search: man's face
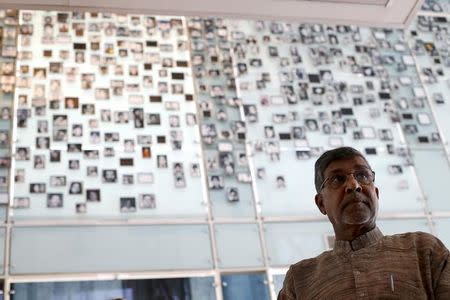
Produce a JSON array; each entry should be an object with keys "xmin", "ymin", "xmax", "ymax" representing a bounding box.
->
[{"xmin": 315, "ymin": 156, "xmax": 379, "ymax": 236}]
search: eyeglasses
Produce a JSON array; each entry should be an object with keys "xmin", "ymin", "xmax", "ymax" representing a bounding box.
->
[{"xmin": 319, "ymin": 168, "xmax": 375, "ymax": 191}]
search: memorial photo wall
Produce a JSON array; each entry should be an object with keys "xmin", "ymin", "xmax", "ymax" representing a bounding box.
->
[
  {"xmin": 12, "ymin": 11, "xmax": 206, "ymax": 219},
  {"xmin": 227, "ymin": 19, "xmax": 429, "ymax": 217},
  {"xmin": 187, "ymin": 18, "xmax": 256, "ymax": 218},
  {"xmin": 408, "ymin": 15, "xmax": 450, "ymax": 149},
  {"xmin": 3, "ymin": 10, "xmax": 449, "ymax": 222},
  {"xmin": 0, "ymin": 10, "xmax": 18, "ymax": 209}
]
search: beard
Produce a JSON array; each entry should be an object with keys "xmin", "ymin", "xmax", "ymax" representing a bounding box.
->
[{"xmin": 341, "ymin": 194, "xmax": 373, "ymax": 225}]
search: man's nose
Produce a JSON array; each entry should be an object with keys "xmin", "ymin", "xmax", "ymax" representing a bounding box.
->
[{"xmin": 345, "ymin": 174, "xmax": 362, "ymax": 193}]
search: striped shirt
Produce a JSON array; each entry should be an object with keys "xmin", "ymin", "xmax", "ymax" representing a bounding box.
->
[{"xmin": 278, "ymin": 227, "xmax": 450, "ymax": 299}]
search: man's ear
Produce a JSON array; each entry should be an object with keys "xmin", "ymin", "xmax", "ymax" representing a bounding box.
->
[{"xmin": 315, "ymin": 193, "xmax": 327, "ymax": 215}]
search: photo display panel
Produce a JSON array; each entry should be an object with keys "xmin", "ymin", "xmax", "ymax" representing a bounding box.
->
[
  {"xmin": 13, "ymin": 11, "xmax": 205, "ymax": 219},
  {"xmin": 421, "ymin": 0, "xmax": 450, "ymax": 13},
  {"xmin": 407, "ymin": 16, "xmax": 450, "ymax": 147},
  {"xmin": 228, "ymin": 20, "xmax": 425, "ymax": 217},
  {"xmin": 0, "ymin": 9, "xmax": 18, "ymax": 213},
  {"xmin": 187, "ymin": 18, "xmax": 255, "ymax": 218}
]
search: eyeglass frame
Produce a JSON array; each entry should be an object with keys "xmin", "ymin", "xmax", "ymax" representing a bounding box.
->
[{"xmin": 319, "ymin": 168, "xmax": 376, "ymax": 192}]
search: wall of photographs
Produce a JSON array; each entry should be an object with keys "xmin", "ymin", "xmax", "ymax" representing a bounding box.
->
[{"xmin": 0, "ymin": 2, "xmax": 449, "ymax": 299}]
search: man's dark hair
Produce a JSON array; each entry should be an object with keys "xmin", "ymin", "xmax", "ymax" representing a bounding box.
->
[{"xmin": 314, "ymin": 147, "xmax": 371, "ymax": 193}]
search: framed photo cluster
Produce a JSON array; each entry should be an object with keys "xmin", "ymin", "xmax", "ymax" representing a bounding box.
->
[
  {"xmin": 0, "ymin": 10, "xmax": 19, "ymax": 206},
  {"xmin": 187, "ymin": 18, "xmax": 253, "ymax": 209},
  {"xmin": 12, "ymin": 11, "xmax": 204, "ymax": 218},
  {"xmin": 226, "ymin": 19, "xmax": 428, "ymax": 216},
  {"xmin": 407, "ymin": 15, "xmax": 450, "ymax": 149}
]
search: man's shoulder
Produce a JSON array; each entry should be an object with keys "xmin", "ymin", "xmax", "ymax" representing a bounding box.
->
[
  {"xmin": 290, "ymin": 250, "xmax": 334, "ymax": 273},
  {"xmin": 384, "ymin": 231, "xmax": 447, "ymax": 251}
]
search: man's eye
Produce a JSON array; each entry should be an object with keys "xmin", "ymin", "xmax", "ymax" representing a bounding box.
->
[
  {"xmin": 331, "ymin": 174, "xmax": 346, "ymax": 184},
  {"xmin": 355, "ymin": 171, "xmax": 370, "ymax": 181}
]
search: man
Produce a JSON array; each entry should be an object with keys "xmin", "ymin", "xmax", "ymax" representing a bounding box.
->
[{"xmin": 278, "ymin": 147, "xmax": 450, "ymax": 299}]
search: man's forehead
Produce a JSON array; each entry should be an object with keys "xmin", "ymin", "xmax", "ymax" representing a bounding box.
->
[{"xmin": 324, "ymin": 156, "xmax": 370, "ymax": 174}]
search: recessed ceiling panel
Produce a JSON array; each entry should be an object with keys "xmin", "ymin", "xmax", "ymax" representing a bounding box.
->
[{"xmin": 0, "ymin": 0, "xmax": 423, "ymax": 28}]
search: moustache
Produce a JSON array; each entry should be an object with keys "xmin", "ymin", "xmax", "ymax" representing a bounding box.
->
[{"xmin": 341, "ymin": 193, "xmax": 370, "ymax": 210}]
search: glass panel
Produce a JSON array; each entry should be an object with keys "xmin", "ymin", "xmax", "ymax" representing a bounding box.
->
[
  {"xmin": 264, "ymin": 221, "xmax": 333, "ymax": 266},
  {"xmin": 11, "ymin": 225, "xmax": 212, "ymax": 274},
  {"xmin": 411, "ymin": 149, "xmax": 450, "ymax": 211},
  {"xmin": 12, "ymin": 277, "xmax": 215, "ymax": 300},
  {"xmin": 221, "ymin": 272, "xmax": 270, "ymax": 300},
  {"xmin": 214, "ymin": 223, "xmax": 263, "ymax": 268},
  {"xmin": 0, "ymin": 227, "xmax": 4, "ymax": 275},
  {"xmin": 12, "ymin": 11, "xmax": 205, "ymax": 220},
  {"xmin": 377, "ymin": 218, "xmax": 431, "ymax": 235},
  {"xmin": 432, "ymin": 218, "xmax": 450, "ymax": 249},
  {"xmin": 272, "ymin": 274, "xmax": 286, "ymax": 296}
]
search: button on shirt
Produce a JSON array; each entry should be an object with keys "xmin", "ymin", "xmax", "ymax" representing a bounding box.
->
[{"xmin": 278, "ymin": 227, "xmax": 450, "ymax": 299}]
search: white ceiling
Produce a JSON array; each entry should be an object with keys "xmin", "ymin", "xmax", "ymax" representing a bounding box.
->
[{"xmin": 0, "ymin": 0, "xmax": 424, "ymax": 28}]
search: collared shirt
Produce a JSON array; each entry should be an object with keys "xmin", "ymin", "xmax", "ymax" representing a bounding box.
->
[{"xmin": 278, "ymin": 227, "xmax": 450, "ymax": 299}]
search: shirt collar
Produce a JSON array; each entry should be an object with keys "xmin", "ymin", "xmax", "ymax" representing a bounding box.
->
[{"xmin": 333, "ymin": 226, "xmax": 383, "ymax": 253}]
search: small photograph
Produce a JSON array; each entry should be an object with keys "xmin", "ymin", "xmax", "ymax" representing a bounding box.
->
[
  {"xmin": 190, "ymin": 163, "xmax": 200, "ymax": 177},
  {"xmin": 30, "ymin": 183, "xmax": 46, "ymax": 194},
  {"xmin": 243, "ymin": 105, "xmax": 258, "ymax": 123},
  {"xmin": 81, "ymin": 104, "xmax": 95, "ymax": 115},
  {"xmin": 71, "ymin": 124, "xmax": 83, "ymax": 137},
  {"xmin": 169, "ymin": 115, "xmax": 180, "ymax": 128},
  {"xmin": 37, "ymin": 120, "xmax": 48, "ymax": 133},
  {"xmin": 104, "ymin": 147, "xmax": 115, "ymax": 157},
  {"xmin": 137, "ymin": 172, "xmax": 154, "ymax": 184},
  {"xmin": 33, "ymin": 155, "xmax": 45, "ymax": 169},
  {"xmin": 86, "ymin": 189, "xmax": 101, "ymax": 202},
  {"xmin": 296, "ymin": 150, "xmax": 311, "ymax": 160},
  {"xmin": 86, "ymin": 166, "xmax": 98, "ymax": 177},
  {"xmin": 174, "ymin": 172, "xmax": 186, "ymax": 188},
  {"xmin": 53, "ymin": 129, "xmax": 68, "ymax": 142},
  {"xmin": 114, "ymin": 111, "xmax": 129, "ymax": 124},
  {"xmin": 388, "ymin": 165, "xmax": 403, "ymax": 175},
  {"xmin": 276, "ymin": 176, "xmax": 286, "ymax": 188},
  {"xmin": 122, "ymin": 174, "xmax": 134, "ymax": 185},
  {"xmin": 124, "ymin": 139, "xmax": 135, "ymax": 152},
  {"xmin": 95, "ymin": 88, "xmax": 110, "ymax": 100},
  {"xmin": 64, "ymin": 97, "xmax": 79, "ymax": 109},
  {"xmin": 100, "ymin": 109, "xmax": 112, "ymax": 122},
  {"xmin": 67, "ymin": 143, "xmax": 82, "ymax": 153},
  {"xmin": 137, "ymin": 135, "xmax": 152, "ymax": 145},
  {"xmin": 142, "ymin": 147, "xmax": 151, "ymax": 158},
  {"xmin": 16, "ymin": 147, "xmax": 30, "ymax": 160},
  {"xmin": 165, "ymin": 101, "xmax": 181, "ymax": 111},
  {"xmin": 0, "ymin": 107, "xmax": 11, "ymax": 120},
  {"xmin": 49, "ymin": 150, "xmax": 61, "ymax": 162},
  {"xmin": 132, "ymin": 108, "xmax": 144, "ymax": 128},
  {"xmin": 89, "ymin": 131, "xmax": 101, "ymax": 144},
  {"xmin": 208, "ymin": 175, "xmax": 224, "ymax": 190},
  {"xmin": 157, "ymin": 155, "xmax": 168, "ymax": 168},
  {"xmin": 50, "ymin": 175, "xmax": 66, "ymax": 187},
  {"xmin": 292, "ymin": 126, "xmax": 306, "ymax": 139},
  {"xmin": 236, "ymin": 152, "xmax": 248, "ymax": 166},
  {"xmin": 226, "ymin": 187, "xmax": 239, "ymax": 202},
  {"xmin": 305, "ymin": 119, "xmax": 319, "ymax": 131},
  {"xmin": 13, "ymin": 197, "xmax": 30, "ymax": 209},
  {"xmin": 68, "ymin": 159, "xmax": 80, "ymax": 170},
  {"xmin": 185, "ymin": 113, "xmax": 197, "ymax": 126},
  {"xmin": 69, "ymin": 181, "xmax": 83, "ymax": 194},
  {"xmin": 76, "ymin": 203, "xmax": 87, "ymax": 214},
  {"xmin": 256, "ymin": 168, "xmax": 266, "ymax": 179},
  {"xmin": 120, "ymin": 197, "xmax": 137, "ymax": 212},
  {"xmin": 47, "ymin": 193, "xmax": 63, "ymax": 208},
  {"xmin": 53, "ymin": 114, "xmax": 68, "ymax": 127},
  {"xmin": 139, "ymin": 194, "xmax": 156, "ymax": 209},
  {"xmin": 14, "ymin": 169, "xmax": 25, "ymax": 183},
  {"xmin": 102, "ymin": 169, "xmax": 118, "ymax": 183},
  {"xmin": 147, "ymin": 113, "xmax": 161, "ymax": 125},
  {"xmin": 264, "ymin": 126, "xmax": 276, "ymax": 139}
]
